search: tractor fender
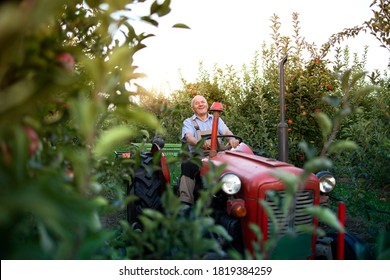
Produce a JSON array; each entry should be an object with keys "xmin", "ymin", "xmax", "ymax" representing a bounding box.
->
[
  {"xmin": 232, "ymin": 143, "xmax": 254, "ymax": 155},
  {"xmin": 328, "ymin": 231, "xmax": 366, "ymax": 260}
]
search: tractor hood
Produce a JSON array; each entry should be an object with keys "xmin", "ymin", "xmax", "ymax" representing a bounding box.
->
[{"xmin": 200, "ymin": 150, "xmax": 318, "ymax": 199}]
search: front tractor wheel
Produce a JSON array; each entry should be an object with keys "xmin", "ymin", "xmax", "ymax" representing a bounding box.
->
[{"xmin": 329, "ymin": 232, "xmax": 366, "ymax": 260}]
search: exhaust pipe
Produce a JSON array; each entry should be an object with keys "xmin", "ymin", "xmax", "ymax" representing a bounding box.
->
[{"xmin": 278, "ymin": 55, "xmax": 288, "ymax": 162}]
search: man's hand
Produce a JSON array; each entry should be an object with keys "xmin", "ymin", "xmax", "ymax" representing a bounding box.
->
[
  {"xmin": 228, "ymin": 138, "xmax": 239, "ymax": 148},
  {"xmin": 223, "ymin": 130, "xmax": 239, "ymax": 149},
  {"xmin": 202, "ymin": 139, "xmax": 211, "ymax": 150}
]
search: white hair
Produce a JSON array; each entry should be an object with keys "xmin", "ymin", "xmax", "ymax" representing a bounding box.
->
[{"xmin": 191, "ymin": 95, "xmax": 207, "ymax": 107}]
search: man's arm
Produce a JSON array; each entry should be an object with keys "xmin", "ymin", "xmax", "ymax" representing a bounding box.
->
[
  {"xmin": 222, "ymin": 129, "xmax": 233, "ymax": 135},
  {"xmin": 185, "ymin": 132, "xmax": 211, "ymax": 149},
  {"xmin": 182, "ymin": 119, "xmax": 209, "ymax": 149},
  {"xmin": 181, "ymin": 118, "xmax": 195, "ymax": 144},
  {"xmin": 184, "ymin": 132, "xmax": 198, "ymax": 146}
]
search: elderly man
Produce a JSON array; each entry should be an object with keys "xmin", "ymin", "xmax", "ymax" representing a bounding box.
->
[{"xmin": 179, "ymin": 95, "xmax": 239, "ymax": 206}]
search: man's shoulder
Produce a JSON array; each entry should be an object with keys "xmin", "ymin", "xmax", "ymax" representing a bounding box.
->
[{"xmin": 184, "ymin": 115, "xmax": 196, "ymax": 123}]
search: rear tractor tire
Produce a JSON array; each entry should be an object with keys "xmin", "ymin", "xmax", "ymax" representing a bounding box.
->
[{"xmin": 127, "ymin": 152, "xmax": 165, "ymax": 229}]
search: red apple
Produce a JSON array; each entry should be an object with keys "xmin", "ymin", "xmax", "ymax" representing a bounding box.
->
[
  {"xmin": 56, "ymin": 52, "xmax": 75, "ymax": 72},
  {"xmin": 22, "ymin": 126, "xmax": 39, "ymax": 155},
  {"xmin": 1, "ymin": 141, "xmax": 12, "ymax": 165}
]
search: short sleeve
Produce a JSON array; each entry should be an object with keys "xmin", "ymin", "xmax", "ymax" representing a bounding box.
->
[
  {"xmin": 181, "ymin": 118, "xmax": 196, "ymax": 142},
  {"xmin": 218, "ymin": 117, "xmax": 229, "ymax": 134}
]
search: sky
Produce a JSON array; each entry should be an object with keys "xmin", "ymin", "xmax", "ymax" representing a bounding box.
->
[{"xmin": 128, "ymin": 0, "xmax": 389, "ymax": 92}]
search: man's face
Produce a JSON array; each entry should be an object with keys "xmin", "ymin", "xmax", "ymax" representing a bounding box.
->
[{"xmin": 192, "ymin": 96, "xmax": 209, "ymax": 116}]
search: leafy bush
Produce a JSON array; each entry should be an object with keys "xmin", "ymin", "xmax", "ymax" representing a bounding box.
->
[{"xmin": 0, "ymin": 0, "xmax": 178, "ymax": 259}]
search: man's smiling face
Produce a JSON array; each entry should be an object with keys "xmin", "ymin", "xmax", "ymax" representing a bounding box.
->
[{"xmin": 192, "ymin": 96, "xmax": 209, "ymax": 117}]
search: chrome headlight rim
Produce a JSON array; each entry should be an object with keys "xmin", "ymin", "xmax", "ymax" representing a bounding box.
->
[
  {"xmin": 316, "ymin": 171, "xmax": 336, "ymax": 193},
  {"xmin": 220, "ymin": 173, "xmax": 241, "ymax": 195}
]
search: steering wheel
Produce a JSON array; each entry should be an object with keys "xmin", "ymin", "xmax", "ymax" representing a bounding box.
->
[{"xmin": 200, "ymin": 134, "xmax": 242, "ymax": 151}]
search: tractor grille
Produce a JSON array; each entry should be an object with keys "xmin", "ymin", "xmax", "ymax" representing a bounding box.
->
[{"xmin": 265, "ymin": 190, "xmax": 314, "ymax": 236}]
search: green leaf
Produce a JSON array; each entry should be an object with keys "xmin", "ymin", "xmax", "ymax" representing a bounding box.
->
[
  {"xmin": 208, "ymin": 224, "xmax": 232, "ymax": 241},
  {"xmin": 0, "ymin": 78, "xmax": 35, "ymax": 113},
  {"xmin": 150, "ymin": 0, "xmax": 160, "ymax": 14},
  {"xmin": 350, "ymin": 71, "xmax": 366, "ymax": 88},
  {"xmin": 138, "ymin": 215, "xmax": 156, "ymax": 232},
  {"xmin": 142, "ymin": 208, "xmax": 165, "ymax": 221},
  {"xmin": 259, "ymin": 199, "xmax": 278, "ymax": 236},
  {"xmin": 249, "ymin": 223, "xmax": 264, "ymax": 241},
  {"xmin": 106, "ymin": 46, "xmax": 132, "ymax": 70},
  {"xmin": 139, "ymin": 129, "xmax": 150, "ymax": 138},
  {"xmin": 124, "ymin": 21, "xmax": 137, "ymax": 38},
  {"xmin": 172, "ymin": 23, "xmax": 191, "ymax": 29},
  {"xmin": 322, "ymin": 96, "xmax": 340, "ymax": 107},
  {"xmin": 160, "ymin": 0, "xmax": 172, "ymax": 17},
  {"xmin": 161, "ymin": 188, "xmax": 181, "ymax": 215},
  {"xmin": 91, "ymin": 196, "xmax": 108, "ymax": 207},
  {"xmin": 295, "ymin": 224, "xmax": 326, "ymax": 237},
  {"xmin": 304, "ymin": 206, "xmax": 344, "ymax": 233},
  {"xmin": 38, "ymin": 222, "xmax": 54, "ymax": 254},
  {"xmin": 303, "ymin": 157, "xmax": 333, "ymax": 174},
  {"xmin": 341, "ymin": 69, "xmax": 352, "ymax": 93},
  {"xmin": 314, "ymin": 112, "xmax": 332, "ymax": 139},
  {"xmin": 281, "ymin": 193, "xmax": 293, "ymax": 217},
  {"xmin": 79, "ymin": 55, "xmax": 101, "ymax": 84},
  {"xmin": 94, "ymin": 126, "xmax": 135, "ymax": 158},
  {"xmin": 298, "ymin": 141, "xmax": 317, "ymax": 159},
  {"xmin": 130, "ymin": 109, "xmax": 161, "ymax": 129},
  {"xmin": 328, "ymin": 140, "xmax": 359, "ymax": 154},
  {"xmin": 151, "ymin": 0, "xmax": 171, "ymax": 17},
  {"xmin": 115, "ymin": 106, "xmax": 160, "ymax": 130},
  {"xmin": 268, "ymin": 169, "xmax": 299, "ymax": 194},
  {"xmin": 141, "ymin": 16, "xmax": 159, "ymax": 27},
  {"xmin": 69, "ymin": 96, "xmax": 100, "ymax": 140},
  {"xmin": 89, "ymin": 211, "xmax": 102, "ymax": 231}
]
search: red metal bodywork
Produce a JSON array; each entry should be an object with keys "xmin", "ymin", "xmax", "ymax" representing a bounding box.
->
[
  {"xmin": 337, "ymin": 202, "xmax": 346, "ymax": 260},
  {"xmin": 210, "ymin": 102, "xmax": 223, "ymax": 157},
  {"xmin": 200, "ymin": 150, "xmax": 321, "ymax": 257}
]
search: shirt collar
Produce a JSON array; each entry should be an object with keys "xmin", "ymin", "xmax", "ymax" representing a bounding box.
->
[{"xmin": 192, "ymin": 113, "xmax": 212, "ymax": 121}]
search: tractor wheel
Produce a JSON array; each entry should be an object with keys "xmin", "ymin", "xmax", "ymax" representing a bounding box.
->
[
  {"xmin": 127, "ymin": 152, "xmax": 164, "ymax": 228},
  {"xmin": 328, "ymin": 232, "xmax": 366, "ymax": 260}
]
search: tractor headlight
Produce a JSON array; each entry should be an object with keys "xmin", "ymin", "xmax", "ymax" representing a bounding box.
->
[
  {"xmin": 316, "ymin": 171, "xmax": 336, "ymax": 193},
  {"xmin": 220, "ymin": 173, "xmax": 241, "ymax": 195}
]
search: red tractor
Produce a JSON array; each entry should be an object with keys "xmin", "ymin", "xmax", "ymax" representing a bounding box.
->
[
  {"xmin": 118, "ymin": 106, "xmax": 362, "ymax": 259},
  {"xmin": 116, "ymin": 57, "xmax": 363, "ymax": 259}
]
